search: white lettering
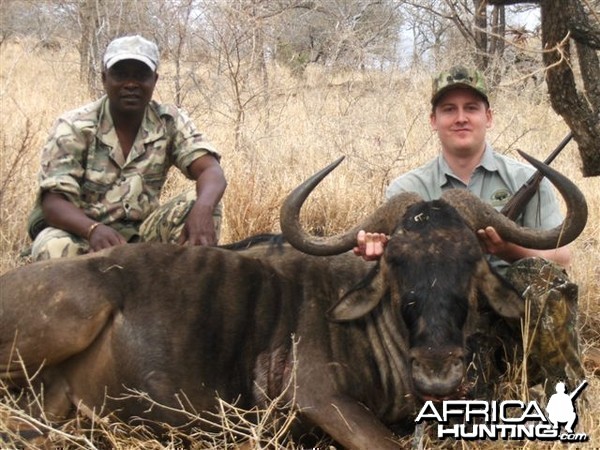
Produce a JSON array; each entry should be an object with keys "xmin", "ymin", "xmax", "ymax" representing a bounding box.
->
[
  {"xmin": 477, "ymin": 423, "xmax": 496, "ymax": 439},
  {"xmin": 521, "ymin": 401, "xmax": 547, "ymax": 422},
  {"xmin": 415, "ymin": 401, "xmax": 443, "ymax": 423},
  {"xmin": 443, "ymin": 400, "xmax": 467, "ymax": 420},
  {"xmin": 499, "ymin": 400, "xmax": 524, "ymax": 423},
  {"xmin": 420, "ymin": 394, "xmax": 587, "ymax": 442},
  {"xmin": 464, "ymin": 400, "xmax": 490, "ymax": 423},
  {"xmin": 437, "ymin": 424, "xmax": 460, "ymax": 438}
]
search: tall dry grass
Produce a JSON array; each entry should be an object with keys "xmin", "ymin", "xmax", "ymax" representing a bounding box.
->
[{"xmin": 1, "ymin": 38, "xmax": 599, "ymax": 448}]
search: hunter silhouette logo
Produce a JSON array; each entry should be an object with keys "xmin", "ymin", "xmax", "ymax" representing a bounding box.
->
[
  {"xmin": 546, "ymin": 380, "xmax": 587, "ymax": 434},
  {"xmin": 415, "ymin": 380, "xmax": 589, "ymax": 442}
]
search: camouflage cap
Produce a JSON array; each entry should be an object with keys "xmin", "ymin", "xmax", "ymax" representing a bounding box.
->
[
  {"xmin": 103, "ymin": 35, "xmax": 159, "ymax": 71},
  {"xmin": 431, "ymin": 66, "xmax": 488, "ymax": 106}
]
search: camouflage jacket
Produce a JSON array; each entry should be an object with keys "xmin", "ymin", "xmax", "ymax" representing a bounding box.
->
[{"xmin": 38, "ymin": 96, "xmax": 219, "ymax": 237}]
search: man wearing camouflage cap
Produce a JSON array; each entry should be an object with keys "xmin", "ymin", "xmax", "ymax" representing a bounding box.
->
[
  {"xmin": 29, "ymin": 35, "xmax": 227, "ymax": 259},
  {"xmin": 354, "ymin": 65, "xmax": 584, "ymax": 397}
]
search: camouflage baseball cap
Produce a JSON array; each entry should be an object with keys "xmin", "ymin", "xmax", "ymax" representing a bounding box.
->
[
  {"xmin": 431, "ymin": 66, "xmax": 488, "ymax": 106},
  {"xmin": 103, "ymin": 35, "xmax": 159, "ymax": 71}
]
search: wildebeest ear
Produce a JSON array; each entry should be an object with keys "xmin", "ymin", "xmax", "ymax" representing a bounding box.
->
[
  {"xmin": 327, "ymin": 270, "xmax": 387, "ymax": 322},
  {"xmin": 476, "ymin": 261, "xmax": 524, "ymax": 319}
]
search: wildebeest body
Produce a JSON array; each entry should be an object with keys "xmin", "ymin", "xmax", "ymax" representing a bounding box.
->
[
  {"xmin": 0, "ymin": 152, "xmax": 588, "ymax": 449},
  {"xmin": 3, "ymin": 242, "xmax": 419, "ymax": 447}
]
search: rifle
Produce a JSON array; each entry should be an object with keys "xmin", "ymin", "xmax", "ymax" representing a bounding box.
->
[
  {"xmin": 500, "ymin": 131, "xmax": 573, "ymax": 220},
  {"xmin": 568, "ymin": 380, "xmax": 588, "ymax": 401}
]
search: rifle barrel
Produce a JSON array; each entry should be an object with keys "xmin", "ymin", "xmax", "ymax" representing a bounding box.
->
[
  {"xmin": 569, "ymin": 380, "xmax": 588, "ymax": 400},
  {"xmin": 542, "ymin": 131, "xmax": 573, "ymax": 165},
  {"xmin": 500, "ymin": 131, "xmax": 573, "ymax": 220}
]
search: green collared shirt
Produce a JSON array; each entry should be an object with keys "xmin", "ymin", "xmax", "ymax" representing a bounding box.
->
[
  {"xmin": 38, "ymin": 96, "xmax": 219, "ymax": 238},
  {"xmin": 386, "ymin": 144, "xmax": 564, "ymax": 272}
]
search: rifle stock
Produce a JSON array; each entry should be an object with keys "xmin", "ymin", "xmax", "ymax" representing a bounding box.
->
[{"xmin": 500, "ymin": 132, "xmax": 573, "ymax": 221}]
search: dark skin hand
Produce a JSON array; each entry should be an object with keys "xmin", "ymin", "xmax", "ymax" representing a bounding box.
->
[
  {"xmin": 41, "ymin": 192, "xmax": 127, "ymax": 251},
  {"xmin": 177, "ymin": 154, "xmax": 227, "ymax": 246}
]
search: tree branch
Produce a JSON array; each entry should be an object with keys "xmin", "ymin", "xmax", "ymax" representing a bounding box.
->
[{"xmin": 568, "ymin": 0, "xmax": 600, "ymax": 50}]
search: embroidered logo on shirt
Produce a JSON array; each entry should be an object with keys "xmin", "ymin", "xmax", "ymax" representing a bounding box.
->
[{"xmin": 490, "ymin": 188, "xmax": 511, "ymax": 207}]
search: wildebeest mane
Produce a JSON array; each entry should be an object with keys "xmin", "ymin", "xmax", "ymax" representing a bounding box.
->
[{"xmin": 219, "ymin": 233, "xmax": 286, "ymax": 251}]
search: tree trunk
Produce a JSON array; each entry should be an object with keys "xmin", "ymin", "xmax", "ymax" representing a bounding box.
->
[
  {"xmin": 489, "ymin": 0, "xmax": 600, "ymax": 176},
  {"xmin": 473, "ymin": 0, "xmax": 489, "ymax": 70},
  {"xmin": 541, "ymin": 0, "xmax": 600, "ymax": 176},
  {"xmin": 78, "ymin": 0, "xmax": 104, "ymax": 97},
  {"xmin": 488, "ymin": 5, "xmax": 506, "ymax": 87}
]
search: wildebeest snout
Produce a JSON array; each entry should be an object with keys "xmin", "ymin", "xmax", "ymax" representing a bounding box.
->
[{"xmin": 410, "ymin": 346, "xmax": 465, "ymax": 399}]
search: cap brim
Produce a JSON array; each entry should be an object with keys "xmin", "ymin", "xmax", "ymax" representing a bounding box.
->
[
  {"xmin": 105, "ymin": 54, "xmax": 156, "ymax": 71},
  {"xmin": 431, "ymin": 83, "xmax": 488, "ymax": 106}
]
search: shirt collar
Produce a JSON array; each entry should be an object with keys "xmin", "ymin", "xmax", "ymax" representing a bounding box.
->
[
  {"xmin": 436, "ymin": 143, "xmax": 498, "ymax": 187},
  {"xmin": 479, "ymin": 143, "xmax": 499, "ymax": 171},
  {"xmin": 97, "ymin": 97, "xmax": 165, "ymax": 146}
]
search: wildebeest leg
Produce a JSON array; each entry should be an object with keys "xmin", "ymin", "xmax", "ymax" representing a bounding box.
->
[
  {"xmin": 0, "ymin": 367, "xmax": 75, "ymax": 446},
  {"xmin": 36, "ymin": 367, "xmax": 75, "ymax": 419},
  {"xmin": 300, "ymin": 395, "xmax": 402, "ymax": 450},
  {"xmin": 0, "ymin": 265, "xmax": 115, "ymax": 382}
]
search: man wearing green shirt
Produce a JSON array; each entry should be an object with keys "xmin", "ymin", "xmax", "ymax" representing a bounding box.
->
[{"xmin": 355, "ymin": 65, "xmax": 582, "ymax": 393}]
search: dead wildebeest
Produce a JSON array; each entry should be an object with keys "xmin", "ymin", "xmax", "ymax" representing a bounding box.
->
[{"xmin": 0, "ymin": 152, "xmax": 587, "ymax": 449}]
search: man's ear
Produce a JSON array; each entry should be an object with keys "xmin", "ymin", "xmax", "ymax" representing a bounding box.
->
[
  {"xmin": 486, "ymin": 107, "xmax": 493, "ymax": 128},
  {"xmin": 429, "ymin": 112, "xmax": 437, "ymax": 131}
]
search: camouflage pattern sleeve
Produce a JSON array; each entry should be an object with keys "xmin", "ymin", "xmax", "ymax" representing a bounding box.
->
[
  {"xmin": 163, "ymin": 105, "xmax": 221, "ymax": 179},
  {"xmin": 38, "ymin": 107, "xmax": 97, "ymax": 206}
]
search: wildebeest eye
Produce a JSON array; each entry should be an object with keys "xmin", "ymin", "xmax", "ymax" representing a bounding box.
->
[
  {"xmin": 402, "ymin": 290, "xmax": 419, "ymax": 309},
  {"xmin": 404, "ymin": 290, "xmax": 417, "ymax": 304}
]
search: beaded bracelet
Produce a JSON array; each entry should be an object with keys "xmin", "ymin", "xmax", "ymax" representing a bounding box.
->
[{"xmin": 87, "ymin": 222, "xmax": 101, "ymax": 241}]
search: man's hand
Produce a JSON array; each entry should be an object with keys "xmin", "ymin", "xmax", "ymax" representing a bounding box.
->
[
  {"xmin": 476, "ymin": 225, "xmax": 572, "ymax": 268},
  {"xmin": 42, "ymin": 191, "xmax": 126, "ymax": 252},
  {"xmin": 88, "ymin": 224, "xmax": 127, "ymax": 251},
  {"xmin": 476, "ymin": 226, "xmax": 508, "ymax": 256},
  {"xmin": 353, "ymin": 230, "xmax": 388, "ymax": 261},
  {"xmin": 180, "ymin": 154, "xmax": 226, "ymax": 247},
  {"xmin": 177, "ymin": 203, "xmax": 217, "ymax": 246}
]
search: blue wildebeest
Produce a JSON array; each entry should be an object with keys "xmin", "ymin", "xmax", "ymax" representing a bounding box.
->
[{"xmin": 0, "ymin": 152, "xmax": 587, "ymax": 449}]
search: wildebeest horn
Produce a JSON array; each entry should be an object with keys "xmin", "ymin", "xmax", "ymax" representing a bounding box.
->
[
  {"xmin": 441, "ymin": 150, "xmax": 588, "ymax": 249},
  {"xmin": 280, "ymin": 157, "xmax": 422, "ymax": 255}
]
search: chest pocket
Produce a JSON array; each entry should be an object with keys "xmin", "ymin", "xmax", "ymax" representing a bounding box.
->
[{"xmin": 138, "ymin": 137, "xmax": 171, "ymax": 190}]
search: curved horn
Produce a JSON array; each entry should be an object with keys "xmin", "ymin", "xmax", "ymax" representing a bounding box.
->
[
  {"xmin": 280, "ymin": 157, "xmax": 422, "ymax": 255},
  {"xmin": 441, "ymin": 150, "xmax": 588, "ymax": 249}
]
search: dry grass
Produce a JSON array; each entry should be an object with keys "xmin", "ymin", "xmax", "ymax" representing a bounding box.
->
[
  {"xmin": 1, "ymin": 38, "xmax": 599, "ymax": 448},
  {"xmin": 0, "ymin": 343, "xmax": 315, "ymax": 449}
]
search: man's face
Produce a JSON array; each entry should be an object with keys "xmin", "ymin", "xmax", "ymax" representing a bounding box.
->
[
  {"xmin": 430, "ymin": 88, "xmax": 492, "ymax": 157},
  {"xmin": 102, "ymin": 60, "xmax": 158, "ymax": 116}
]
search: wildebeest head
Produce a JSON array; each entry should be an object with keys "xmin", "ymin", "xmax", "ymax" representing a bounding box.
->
[{"xmin": 280, "ymin": 151, "xmax": 587, "ymax": 399}]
